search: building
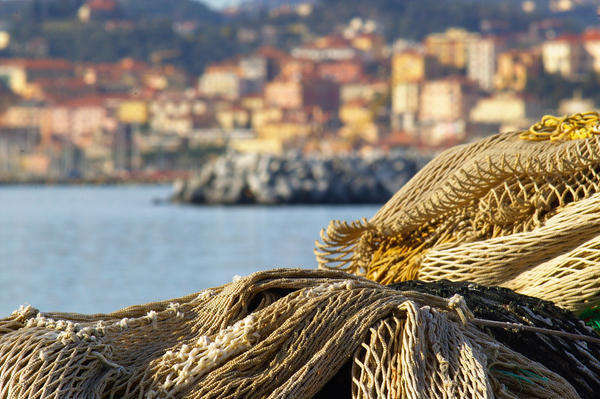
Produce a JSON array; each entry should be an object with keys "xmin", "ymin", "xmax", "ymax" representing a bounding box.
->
[
  {"xmin": 0, "ymin": 101, "xmax": 46, "ymax": 131},
  {"xmin": 0, "ymin": 58, "xmax": 74, "ymax": 98},
  {"xmin": 250, "ymin": 115, "xmax": 313, "ymax": 154},
  {"xmin": 549, "ymin": 0, "xmax": 573, "ymax": 12},
  {"xmin": 469, "ymin": 93, "xmax": 541, "ymax": 125},
  {"xmin": 0, "ymin": 64, "xmax": 26, "ymax": 96},
  {"xmin": 78, "ymin": 0, "xmax": 119, "ymax": 22},
  {"xmin": 424, "ymin": 28, "xmax": 480, "ymax": 69},
  {"xmin": 302, "ymin": 78, "xmax": 340, "ymax": 112},
  {"xmin": 418, "ymin": 78, "xmax": 475, "ymax": 146},
  {"xmin": 558, "ymin": 94, "xmax": 596, "ymax": 115},
  {"xmin": 390, "ymin": 49, "xmax": 425, "ymax": 131},
  {"xmin": 422, "ymin": 120, "xmax": 466, "ymax": 147},
  {"xmin": 229, "ymin": 137, "xmax": 282, "ymax": 154},
  {"xmin": 0, "ymin": 31, "xmax": 9, "ymax": 51},
  {"xmin": 295, "ymin": 3, "xmax": 314, "ymax": 17},
  {"xmin": 241, "ymin": 94, "xmax": 264, "ymax": 111},
  {"xmin": 198, "ymin": 63, "xmax": 240, "ymax": 100},
  {"xmin": 468, "ymin": 37, "xmax": 501, "ymax": 91},
  {"xmin": 43, "ymin": 97, "xmax": 109, "ymax": 150},
  {"xmin": 251, "ymin": 107, "xmax": 283, "ymax": 130},
  {"xmin": 0, "ymin": 128, "xmax": 41, "ymax": 177},
  {"xmin": 583, "ymin": 29, "xmax": 600, "ymax": 73},
  {"xmin": 317, "ymin": 59, "xmax": 364, "ymax": 84},
  {"xmin": 264, "ymin": 78, "xmax": 339, "ymax": 112},
  {"xmin": 80, "ymin": 59, "xmax": 186, "ymax": 94},
  {"xmin": 30, "ymin": 77, "xmax": 95, "ymax": 102},
  {"xmin": 149, "ymin": 95, "xmax": 195, "ymax": 135},
  {"xmin": 239, "ymin": 55, "xmax": 268, "ymax": 95},
  {"xmin": 391, "ymin": 49, "xmax": 425, "ymax": 85},
  {"xmin": 264, "ymin": 79, "xmax": 303, "ymax": 109},
  {"xmin": 339, "ymin": 99, "xmax": 373, "ymax": 127},
  {"xmin": 150, "ymin": 92, "xmax": 209, "ymax": 124},
  {"xmin": 338, "ymin": 99, "xmax": 378, "ymax": 143},
  {"xmin": 340, "ymin": 79, "xmax": 387, "ymax": 103},
  {"xmin": 522, "ymin": 0, "xmax": 536, "ymax": 13},
  {"xmin": 256, "ymin": 46, "xmax": 289, "ymax": 80},
  {"xmin": 113, "ymin": 124, "xmax": 137, "ymax": 172},
  {"xmin": 279, "ymin": 58, "xmax": 315, "ymax": 81},
  {"xmin": 19, "ymin": 152, "xmax": 52, "ymax": 176},
  {"xmin": 391, "ymin": 83, "xmax": 419, "ymax": 131},
  {"xmin": 215, "ymin": 106, "xmax": 250, "ymax": 130},
  {"xmin": 350, "ymin": 33, "xmax": 384, "ymax": 54},
  {"xmin": 239, "ymin": 56, "xmax": 267, "ymax": 81},
  {"xmin": 257, "ymin": 120, "xmax": 311, "ymax": 142},
  {"xmin": 542, "ymin": 35, "xmax": 587, "ymax": 79},
  {"xmin": 495, "ymin": 49, "xmax": 541, "ymax": 92},
  {"xmin": 419, "ymin": 78, "xmax": 473, "ymax": 123},
  {"xmin": 291, "ymin": 36, "xmax": 357, "ymax": 62}
]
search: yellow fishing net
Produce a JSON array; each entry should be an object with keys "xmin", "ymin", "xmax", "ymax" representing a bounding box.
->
[
  {"xmin": 316, "ymin": 112, "xmax": 600, "ymax": 312},
  {"xmin": 520, "ymin": 111, "xmax": 600, "ymax": 141}
]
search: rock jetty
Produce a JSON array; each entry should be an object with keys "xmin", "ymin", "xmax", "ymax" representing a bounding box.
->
[{"xmin": 172, "ymin": 151, "xmax": 431, "ymax": 205}]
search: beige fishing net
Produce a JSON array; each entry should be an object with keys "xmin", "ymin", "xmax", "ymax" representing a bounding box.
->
[
  {"xmin": 316, "ymin": 114, "xmax": 600, "ymax": 312},
  {"xmin": 0, "ymin": 270, "xmax": 583, "ymax": 398}
]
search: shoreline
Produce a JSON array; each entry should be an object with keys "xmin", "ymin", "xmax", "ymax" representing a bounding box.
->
[{"xmin": 0, "ymin": 179, "xmax": 175, "ymax": 186}]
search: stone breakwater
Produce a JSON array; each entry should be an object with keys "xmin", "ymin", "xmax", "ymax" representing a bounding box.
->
[{"xmin": 172, "ymin": 151, "xmax": 432, "ymax": 205}]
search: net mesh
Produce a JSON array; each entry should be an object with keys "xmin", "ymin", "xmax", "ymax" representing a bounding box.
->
[
  {"xmin": 316, "ymin": 118, "xmax": 600, "ymax": 312},
  {"xmin": 0, "ymin": 270, "xmax": 583, "ymax": 399}
]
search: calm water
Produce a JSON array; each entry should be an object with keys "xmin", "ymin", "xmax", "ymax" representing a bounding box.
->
[{"xmin": 0, "ymin": 185, "xmax": 377, "ymax": 315}]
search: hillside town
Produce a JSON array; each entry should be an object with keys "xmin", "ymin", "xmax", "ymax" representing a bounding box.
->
[{"xmin": 1, "ymin": 0, "xmax": 600, "ymax": 181}]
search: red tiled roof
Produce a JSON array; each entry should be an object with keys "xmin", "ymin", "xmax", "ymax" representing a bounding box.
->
[
  {"xmin": 257, "ymin": 46, "xmax": 289, "ymax": 60},
  {"xmin": 0, "ymin": 58, "xmax": 73, "ymax": 70},
  {"xmin": 318, "ymin": 35, "xmax": 351, "ymax": 47},
  {"xmin": 379, "ymin": 131, "xmax": 416, "ymax": 148},
  {"xmin": 33, "ymin": 77, "xmax": 87, "ymax": 89},
  {"xmin": 204, "ymin": 62, "xmax": 239, "ymax": 74},
  {"xmin": 583, "ymin": 29, "xmax": 600, "ymax": 42},
  {"xmin": 86, "ymin": 0, "xmax": 117, "ymax": 12},
  {"xmin": 342, "ymin": 98, "xmax": 370, "ymax": 107},
  {"xmin": 119, "ymin": 58, "xmax": 150, "ymax": 71},
  {"xmin": 551, "ymin": 34, "xmax": 581, "ymax": 43},
  {"xmin": 80, "ymin": 59, "xmax": 154, "ymax": 77},
  {"xmin": 58, "ymin": 95, "xmax": 129, "ymax": 107}
]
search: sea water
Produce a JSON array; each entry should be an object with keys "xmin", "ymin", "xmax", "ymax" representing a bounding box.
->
[{"xmin": 0, "ymin": 185, "xmax": 377, "ymax": 315}]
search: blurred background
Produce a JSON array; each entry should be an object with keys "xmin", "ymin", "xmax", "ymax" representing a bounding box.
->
[{"xmin": 0, "ymin": 0, "xmax": 598, "ymax": 314}]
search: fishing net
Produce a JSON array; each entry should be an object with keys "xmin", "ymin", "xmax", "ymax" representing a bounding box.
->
[
  {"xmin": 0, "ymin": 269, "xmax": 586, "ymax": 399},
  {"xmin": 316, "ymin": 112, "xmax": 600, "ymax": 312}
]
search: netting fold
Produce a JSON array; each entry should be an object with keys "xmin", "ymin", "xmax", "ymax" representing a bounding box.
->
[
  {"xmin": 316, "ymin": 127, "xmax": 600, "ymax": 312},
  {"xmin": 0, "ymin": 270, "xmax": 583, "ymax": 398}
]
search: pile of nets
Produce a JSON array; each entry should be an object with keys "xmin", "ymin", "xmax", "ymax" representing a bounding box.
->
[
  {"xmin": 316, "ymin": 112, "xmax": 600, "ymax": 313},
  {"xmin": 392, "ymin": 279, "xmax": 600, "ymax": 399},
  {"xmin": 4, "ymin": 113, "xmax": 600, "ymax": 398},
  {"xmin": 1, "ymin": 269, "xmax": 597, "ymax": 399}
]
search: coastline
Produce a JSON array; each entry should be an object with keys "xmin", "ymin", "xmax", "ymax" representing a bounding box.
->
[{"xmin": 0, "ymin": 172, "xmax": 189, "ymax": 186}]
